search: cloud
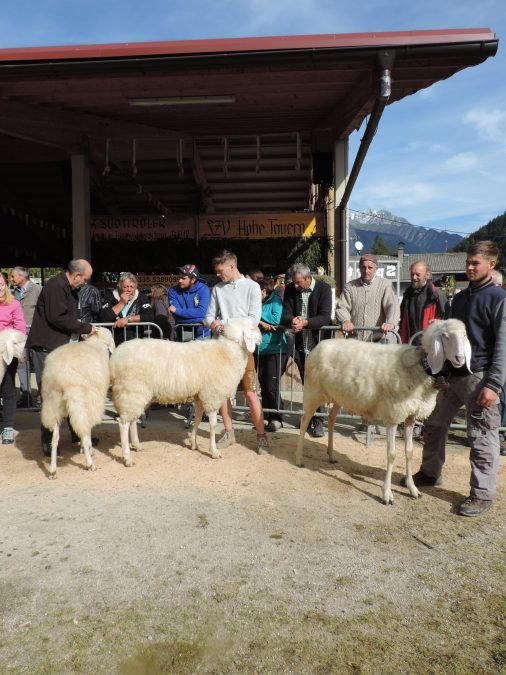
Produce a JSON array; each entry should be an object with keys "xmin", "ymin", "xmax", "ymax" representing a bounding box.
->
[
  {"xmin": 355, "ymin": 180, "xmax": 439, "ymax": 208},
  {"xmin": 464, "ymin": 108, "xmax": 506, "ymax": 146},
  {"xmin": 443, "ymin": 152, "xmax": 479, "ymax": 173}
]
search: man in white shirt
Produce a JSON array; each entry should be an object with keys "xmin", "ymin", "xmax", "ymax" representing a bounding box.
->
[{"xmin": 205, "ymin": 250, "xmax": 270, "ymax": 455}]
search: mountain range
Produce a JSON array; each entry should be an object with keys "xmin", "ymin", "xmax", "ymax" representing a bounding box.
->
[{"xmin": 349, "ymin": 209, "xmax": 463, "ymax": 255}]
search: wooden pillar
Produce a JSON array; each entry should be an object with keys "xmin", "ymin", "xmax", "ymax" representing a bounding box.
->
[
  {"xmin": 71, "ymin": 154, "xmax": 91, "ymax": 260},
  {"xmin": 332, "ymin": 139, "xmax": 348, "ymax": 293}
]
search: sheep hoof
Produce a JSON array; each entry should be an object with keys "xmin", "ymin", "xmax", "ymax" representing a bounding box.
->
[
  {"xmin": 124, "ymin": 459, "xmax": 133, "ymax": 467},
  {"xmin": 296, "ymin": 461, "xmax": 305, "ymax": 468},
  {"xmin": 382, "ymin": 494, "xmax": 394, "ymax": 505},
  {"xmin": 48, "ymin": 472, "xmax": 57, "ymax": 480},
  {"xmin": 211, "ymin": 450, "xmax": 222, "ymax": 459},
  {"xmin": 86, "ymin": 463, "xmax": 96, "ymax": 472},
  {"xmin": 131, "ymin": 445, "xmax": 140, "ymax": 452},
  {"xmin": 328, "ymin": 453, "xmax": 338, "ymax": 463}
]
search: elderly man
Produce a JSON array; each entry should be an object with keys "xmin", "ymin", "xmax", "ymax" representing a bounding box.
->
[
  {"xmin": 27, "ymin": 259, "xmax": 97, "ymax": 457},
  {"xmin": 281, "ymin": 263, "xmax": 332, "ymax": 437},
  {"xmin": 335, "ymin": 253, "xmax": 399, "ymax": 342},
  {"xmin": 399, "ymin": 260, "xmax": 448, "ymax": 344},
  {"xmin": 10, "ymin": 266, "xmax": 41, "ymax": 407}
]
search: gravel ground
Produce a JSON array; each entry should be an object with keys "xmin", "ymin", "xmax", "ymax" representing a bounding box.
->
[{"xmin": 1, "ymin": 406, "xmax": 505, "ymax": 673}]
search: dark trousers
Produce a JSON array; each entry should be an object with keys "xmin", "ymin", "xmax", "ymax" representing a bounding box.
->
[
  {"xmin": 258, "ymin": 352, "xmax": 285, "ymax": 421},
  {"xmin": 32, "ymin": 348, "xmax": 79, "ymax": 445},
  {"xmin": 1, "ymin": 359, "xmax": 18, "ymax": 428}
]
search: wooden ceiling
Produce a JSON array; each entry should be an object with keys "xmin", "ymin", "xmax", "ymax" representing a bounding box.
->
[{"xmin": 0, "ymin": 29, "xmax": 498, "ymax": 226}]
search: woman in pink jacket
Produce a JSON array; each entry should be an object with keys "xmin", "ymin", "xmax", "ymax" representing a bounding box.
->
[{"xmin": 0, "ymin": 272, "xmax": 27, "ymax": 444}]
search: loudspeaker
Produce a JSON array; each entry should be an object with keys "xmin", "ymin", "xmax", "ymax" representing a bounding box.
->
[{"xmin": 312, "ymin": 152, "xmax": 333, "ymax": 185}]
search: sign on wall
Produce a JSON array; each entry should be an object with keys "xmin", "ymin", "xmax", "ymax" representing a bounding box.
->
[
  {"xmin": 348, "ymin": 259, "xmax": 400, "ymax": 297},
  {"xmin": 91, "ymin": 213, "xmax": 324, "ymax": 241}
]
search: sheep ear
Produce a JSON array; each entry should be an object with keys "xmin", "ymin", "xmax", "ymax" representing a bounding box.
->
[
  {"xmin": 243, "ymin": 329, "xmax": 258, "ymax": 353},
  {"xmin": 464, "ymin": 336, "xmax": 472, "ymax": 372},
  {"xmin": 426, "ymin": 334, "xmax": 445, "ymax": 374},
  {"xmin": 3, "ymin": 340, "xmax": 14, "ymax": 365},
  {"xmin": 12, "ymin": 339, "xmax": 26, "ymax": 360}
]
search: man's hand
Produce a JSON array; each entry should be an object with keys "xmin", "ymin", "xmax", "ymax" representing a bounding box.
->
[
  {"xmin": 259, "ymin": 321, "xmax": 274, "ymax": 331},
  {"xmin": 114, "ymin": 317, "xmax": 129, "ymax": 328},
  {"xmin": 168, "ymin": 305, "xmax": 176, "ymax": 313},
  {"xmin": 381, "ymin": 322, "xmax": 394, "ymax": 334},
  {"xmin": 342, "ymin": 320, "xmax": 354, "ymax": 333},
  {"xmin": 210, "ymin": 320, "xmax": 224, "ymax": 334},
  {"xmin": 291, "ymin": 316, "xmax": 306, "ymax": 333},
  {"xmin": 477, "ymin": 386, "xmax": 498, "ymax": 408}
]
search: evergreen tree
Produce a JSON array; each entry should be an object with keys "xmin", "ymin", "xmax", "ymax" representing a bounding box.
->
[{"xmin": 370, "ymin": 235, "xmax": 393, "ymax": 255}]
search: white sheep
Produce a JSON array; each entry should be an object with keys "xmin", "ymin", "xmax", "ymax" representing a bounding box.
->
[
  {"xmin": 296, "ymin": 319, "xmax": 471, "ymax": 504},
  {"xmin": 41, "ymin": 327, "xmax": 115, "ymax": 477},
  {"xmin": 0, "ymin": 328, "xmax": 27, "ymax": 382},
  {"xmin": 110, "ymin": 317, "xmax": 261, "ymax": 466}
]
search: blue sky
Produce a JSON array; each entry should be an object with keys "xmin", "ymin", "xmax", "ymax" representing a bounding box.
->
[{"xmin": 1, "ymin": 0, "xmax": 505, "ymax": 236}]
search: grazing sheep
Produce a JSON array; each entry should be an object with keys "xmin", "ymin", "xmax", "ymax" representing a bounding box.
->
[
  {"xmin": 296, "ymin": 319, "xmax": 471, "ymax": 504},
  {"xmin": 41, "ymin": 327, "xmax": 115, "ymax": 477},
  {"xmin": 110, "ymin": 317, "xmax": 261, "ymax": 466},
  {"xmin": 0, "ymin": 329, "xmax": 27, "ymax": 381}
]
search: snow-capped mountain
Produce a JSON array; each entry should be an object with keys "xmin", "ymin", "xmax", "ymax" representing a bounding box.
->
[{"xmin": 349, "ymin": 209, "xmax": 463, "ymax": 254}]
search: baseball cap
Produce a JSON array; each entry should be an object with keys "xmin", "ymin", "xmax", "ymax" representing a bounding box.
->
[
  {"xmin": 359, "ymin": 253, "xmax": 378, "ymax": 266},
  {"xmin": 177, "ymin": 264, "xmax": 199, "ymax": 278}
]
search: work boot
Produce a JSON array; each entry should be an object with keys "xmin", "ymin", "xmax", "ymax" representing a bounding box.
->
[
  {"xmin": 458, "ymin": 496, "xmax": 493, "ymax": 517},
  {"xmin": 309, "ymin": 418, "xmax": 325, "ymax": 438},
  {"xmin": 400, "ymin": 471, "xmax": 442, "ymax": 487},
  {"xmin": 216, "ymin": 429, "xmax": 236, "ymax": 449},
  {"xmin": 42, "ymin": 441, "xmax": 61, "ymax": 457}
]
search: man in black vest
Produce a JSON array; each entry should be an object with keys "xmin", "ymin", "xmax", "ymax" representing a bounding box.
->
[{"xmin": 281, "ymin": 263, "xmax": 332, "ymax": 437}]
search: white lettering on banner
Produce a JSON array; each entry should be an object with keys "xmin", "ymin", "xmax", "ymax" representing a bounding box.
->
[{"xmin": 348, "ymin": 260, "xmax": 399, "ymax": 285}]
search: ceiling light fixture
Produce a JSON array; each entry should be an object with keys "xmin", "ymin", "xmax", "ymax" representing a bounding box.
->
[{"xmin": 128, "ymin": 95, "xmax": 236, "ymax": 107}]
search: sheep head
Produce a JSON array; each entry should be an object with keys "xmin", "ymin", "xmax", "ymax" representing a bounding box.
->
[
  {"xmin": 222, "ymin": 318, "xmax": 262, "ymax": 353},
  {"xmin": 422, "ymin": 319, "xmax": 471, "ymax": 374},
  {"xmin": 82, "ymin": 326, "xmax": 115, "ymax": 354}
]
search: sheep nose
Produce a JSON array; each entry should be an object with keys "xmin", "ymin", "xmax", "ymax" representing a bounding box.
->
[{"xmin": 454, "ymin": 355, "xmax": 464, "ymax": 366}]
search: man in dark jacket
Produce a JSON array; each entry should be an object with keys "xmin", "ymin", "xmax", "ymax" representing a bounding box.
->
[
  {"xmin": 26, "ymin": 259, "xmax": 96, "ymax": 456},
  {"xmin": 399, "ymin": 261, "xmax": 448, "ymax": 344},
  {"xmin": 281, "ymin": 263, "xmax": 332, "ymax": 437},
  {"xmin": 98, "ymin": 272, "xmax": 154, "ymax": 345}
]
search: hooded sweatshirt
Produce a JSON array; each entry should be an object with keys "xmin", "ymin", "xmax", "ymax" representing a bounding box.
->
[{"xmin": 168, "ymin": 278, "xmax": 210, "ymax": 339}]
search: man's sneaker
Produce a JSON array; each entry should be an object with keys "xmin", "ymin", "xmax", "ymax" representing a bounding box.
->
[
  {"xmin": 458, "ymin": 496, "xmax": 493, "ymax": 517},
  {"xmin": 1, "ymin": 427, "xmax": 14, "ymax": 444},
  {"xmin": 256, "ymin": 434, "xmax": 270, "ymax": 455},
  {"xmin": 216, "ymin": 429, "xmax": 236, "ymax": 450},
  {"xmin": 265, "ymin": 419, "xmax": 282, "ymax": 432},
  {"xmin": 309, "ymin": 418, "xmax": 325, "ymax": 438},
  {"xmin": 400, "ymin": 470, "xmax": 442, "ymax": 487}
]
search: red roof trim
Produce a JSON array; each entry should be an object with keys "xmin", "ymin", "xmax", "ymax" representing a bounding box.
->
[{"xmin": 0, "ymin": 28, "xmax": 496, "ymax": 63}]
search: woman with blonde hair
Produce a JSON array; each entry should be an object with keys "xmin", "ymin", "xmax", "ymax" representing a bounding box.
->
[{"xmin": 0, "ymin": 271, "xmax": 27, "ymax": 443}]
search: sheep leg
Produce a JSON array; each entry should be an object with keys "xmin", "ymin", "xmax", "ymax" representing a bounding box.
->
[
  {"xmin": 382, "ymin": 424, "xmax": 397, "ymax": 505},
  {"xmin": 295, "ymin": 400, "xmax": 320, "ymax": 467},
  {"xmin": 48, "ymin": 423, "xmax": 60, "ymax": 478},
  {"xmin": 119, "ymin": 420, "xmax": 133, "ymax": 467},
  {"xmin": 207, "ymin": 410, "xmax": 220, "ymax": 459},
  {"xmin": 327, "ymin": 402, "xmax": 340, "ymax": 463},
  {"xmin": 190, "ymin": 399, "xmax": 202, "ymax": 452},
  {"xmin": 81, "ymin": 433, "xmax": 96, "ymax": 471},
  {"xmin": 129, "ymin": 421, "xmax": 140, "ymax": 451},
  {"xmin": 403, "ymin": 416, "xmax": 420, "ymax": 499}
]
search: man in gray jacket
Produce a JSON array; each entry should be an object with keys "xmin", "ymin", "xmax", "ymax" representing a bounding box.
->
[
  {"xmin": 10, "ymin": 266, "xmax": 41, "ymax": 407},
  {"xmin": 335, "ymin": 253, "xmax": 399, "ymax": 342}
]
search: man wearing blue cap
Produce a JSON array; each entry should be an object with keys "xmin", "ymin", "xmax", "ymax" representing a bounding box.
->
[{"xmin": 168, "ymin": 264, "xmax": 210, "ymax": 340}]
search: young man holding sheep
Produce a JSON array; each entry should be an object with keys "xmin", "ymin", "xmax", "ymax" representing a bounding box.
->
[
  {"xmin": 410, "ymin": 241, "xmax": 506, "ymax": 517},
  {"xmin": 205, "ymin": 249, "xmax": 270, "ymax": 455}
]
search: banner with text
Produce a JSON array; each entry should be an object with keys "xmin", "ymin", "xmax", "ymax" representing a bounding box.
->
[{"xmin": 92, "ymin": 213, "xmax": 324, "ymax": 241}]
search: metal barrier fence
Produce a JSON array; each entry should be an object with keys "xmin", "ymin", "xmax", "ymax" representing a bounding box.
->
[{"xmin": 15, "ymin": 320, "xmax": 505, "ymax": 439}]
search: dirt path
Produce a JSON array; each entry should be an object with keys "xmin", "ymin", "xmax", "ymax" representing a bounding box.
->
[{"xmin": 1, "ymin": 408, "xmax": 505, "ymax": 673}]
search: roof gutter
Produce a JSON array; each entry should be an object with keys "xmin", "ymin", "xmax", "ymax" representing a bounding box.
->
[{"xmin": 334, "ymin": 51, "xmax": 394, "ymax": 293}]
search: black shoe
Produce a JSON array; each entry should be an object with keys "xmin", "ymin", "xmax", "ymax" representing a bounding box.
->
[
  {"xmin": 308, "ymin": 418, "xmax": 325, "ymax": 438},
  {"xmin": 458, "ymin": 496, "xmax": 493, "ymax": 517},
  {"xmin": 500, "ymin": 445, "xmax": 506, "ymax": 457},
  {"xmin": 400, "ymin": 471, "xmax": 442, "ymax": 487},
  {"xmin": 266, "ymin": 418, "xmax": 283, "ymax": 432},
  {"xmin": 16, "ymin": 394, "xmax": 30, "ymax": 408}
]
